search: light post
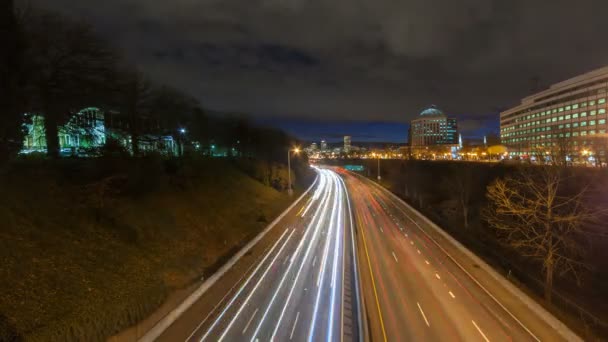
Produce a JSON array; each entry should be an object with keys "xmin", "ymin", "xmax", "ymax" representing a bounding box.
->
[
  {"xmin": 372, "ymin": 152, "xmax": 381, "ymax": 181},
  {"xmin": 288, "ymin": 147, "xmax": 300, "ymax": 195}
]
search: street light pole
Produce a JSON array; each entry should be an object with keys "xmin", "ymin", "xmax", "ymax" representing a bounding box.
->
[
  {"xmin": 377, "ymin": 155, "xmax": 381, "ymax": 181},
  {"xmin": 288, "ymin": 149, "xmax": 292, "ymax": 195},
  {"xmin": 287, "ymin": 147, "xmax": 300, "ymax": 195}
]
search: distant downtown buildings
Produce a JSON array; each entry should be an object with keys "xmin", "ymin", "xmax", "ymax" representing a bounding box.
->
[{"xmin": 501, "ymin": 66, "xmax": 608, "ymax": 160}]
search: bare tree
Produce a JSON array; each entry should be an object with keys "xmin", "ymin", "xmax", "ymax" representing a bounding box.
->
[
  {"xmin": 484, "ymin": 166, "xmax": 599, "ymax": 303},
  {"xmin": 119, "ymin": 69, "xmax": 152, "ymax": 156},
  {"xmin": 444, "ymin": 164, "xmax": 474, "ymax": 229},
  {"xmin": 0, "ymin": 0, "xmax": 27, "ymax": 161},
  {"xmin": 23, "ymin": 10, "xmax": 118, "ymax": 157}
]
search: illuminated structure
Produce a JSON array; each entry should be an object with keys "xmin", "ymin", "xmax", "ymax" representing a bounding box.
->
[
  {"xmin": 501, "ymin": 66, "xmax": 608, "ymax": 160},
  {"xmin": 22, "ymin": 107, "xmax": 178, "ymax": 156},
  {"xmin": 410, "ymin": 106, "xmax": 458, "ymax": 147},
  {"xmin": 343, "ymin": 135, "xmax": 351, "ymax": 153},
  {"xmin": 320, "ymin": 140, "xmax": 328, "ymax": 151}
]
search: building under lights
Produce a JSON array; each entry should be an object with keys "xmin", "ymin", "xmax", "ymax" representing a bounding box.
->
[
  {"xmin": 501, "ymin": 66, "xmax": 608, "ymax": 161},
  {"xmin": 409, "ymin": 106, "xmax": 458, "ymax": 147},
  {"xmin": 344, "ymin": 135, "xmax": 351, "ymax": 153}
]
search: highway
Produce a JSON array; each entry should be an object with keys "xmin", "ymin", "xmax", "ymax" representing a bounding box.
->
[
  {"xmin": 156, "ymin": 168, "xmax": 361, "ymax": 342},
  {"xmin": 339, "ymin": 169, "xmax": 570, "ymax": 342}
]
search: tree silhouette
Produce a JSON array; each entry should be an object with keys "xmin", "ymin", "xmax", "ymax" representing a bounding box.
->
[
  {"xmin": 484, "ymin": 166, "xmax": 600, "ymax": 303},
  {"xmin": 23, "ymin": 10, "xmax": 117, "ymax": 157}
]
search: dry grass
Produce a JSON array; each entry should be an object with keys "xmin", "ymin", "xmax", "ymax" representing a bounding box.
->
[{"xmin": 0, "ymin": 157, "xmax": 299, "ymax": 341}]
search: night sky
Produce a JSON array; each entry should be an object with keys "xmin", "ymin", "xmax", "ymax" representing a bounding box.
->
[{"xmin": 24, "ymin": 0, "xmax": 608, "ymax": 143}]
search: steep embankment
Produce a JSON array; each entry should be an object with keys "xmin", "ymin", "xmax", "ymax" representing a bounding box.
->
[{"xmin": 0, "ymin": 157, "xmax": 307, "ymax": 341}]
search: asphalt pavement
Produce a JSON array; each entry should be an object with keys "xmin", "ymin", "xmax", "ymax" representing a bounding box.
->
[
  {"xmin": 340, "ymin": 169, "xmax": 571, "ymax": 342},
  {"xmin": 156, "ymin": 168, "xmax": 361, "ymax": 342}
]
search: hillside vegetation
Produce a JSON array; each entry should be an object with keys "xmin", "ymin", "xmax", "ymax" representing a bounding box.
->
[{"xmin": 0, "ymin": 157, "xmax": 310, "ymax": 341}]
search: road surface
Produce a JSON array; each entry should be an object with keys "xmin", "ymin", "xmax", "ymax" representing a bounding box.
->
[
  {"xmin": 340, "ymin": 169, "xmax": 571, "ymax": 342},
  {"xmin": 156, "ymin": 168, "xmax": 361, "ymax": 342}
]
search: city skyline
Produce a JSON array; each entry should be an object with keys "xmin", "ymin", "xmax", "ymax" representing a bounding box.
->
[{"xmin": 22, "ymin": 0, "xmax": 608, "ymax": 140}]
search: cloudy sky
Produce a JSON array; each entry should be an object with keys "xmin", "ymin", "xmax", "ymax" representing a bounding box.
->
[{"xmin": 25, "ymin": 0, "xmax": 608, "ymax": 142}]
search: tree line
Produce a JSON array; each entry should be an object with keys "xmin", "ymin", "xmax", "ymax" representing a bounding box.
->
[{"xmin": 0, "ymin": 2, "xmax": 298, "ymax": 165}]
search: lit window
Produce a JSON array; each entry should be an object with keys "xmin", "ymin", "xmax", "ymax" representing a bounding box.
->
[
  {"xmin": 565, "ymin": 114, "xmax": 571, "ymax": 119},
  {"xmin": 566, "ymin": 123, "xmax": 571, "ymax": 128},
  {"xmin": 558, "ymin": 124, "xmax": 564, "ymax": 129},
  {"xmin": 581, "ymin": 121, "xmax": 587, "ymax": 126},
  {"xmin": 559, "ymin": 107, "xmax": 564, "ymax": 112},
  {"xmin": 566, "ymin": 106, "xmax": 571, "ymax": 111},
  {"xmin": 552, "ymin": 117, "xmax": 557, "ymax": 122},
  {"xmin": 581, "ymin": 112, "xmax": 587, "ymax": 117},
  {"xmin": 559, "ymin": 116, "xmax": 564, "ymax": 121},
  {"xmin": 590, "ymin": 130, "xmax": 596, "ymax": 135},
  {"xmin": 581, "ymin": 131, "xmax": 587, "ymax": 136},
  {"xmin": 546, "ymin": 118, "xmax": 551, "ymax": 123},
  {"xmin": 600, "ymin": 119, "xmax": 606, "ymax": 124},
  {"xmin": 590, "ymin": 100, "xmax": 596, "ymax": 106},
  {"xmin": 566, "ymin": 132, "xmax": 571, "ymax": 137},
  {"xmin": 590, "ymin": 120, "xmax": 596, "ymax": 125},
  {"xmin": 552, "ymin": 109, "xmax": 557, "ymax": 113},
  {"xmin": 599, "ymin": 98, "xmax": 606, "ymax": 104},
  {"xmin": 573, "ymin": 104, "xmax": 579, "ymax": 109},
  {"xmin": 573, "ymin": 113, "xmax": 579, "ymax": 118},
  {"xmin": 582, "ymin": 102, "xmax": 587, "ymax": 107},
  {"xmin": 573, "ymin": 132, "xmax": 579, "ymax": 136},
  {"xmin": 600, "ymin": 109, "xmax": 606, "ymax": 114},
  {"xmin": 601, "ymin": 129, "xmax": 607, "ymax": 134}
]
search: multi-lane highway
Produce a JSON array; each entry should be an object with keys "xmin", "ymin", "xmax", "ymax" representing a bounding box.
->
[
  {"xmin": 156, "ymin": 168, "xmax": 361, "ymax": 342},
  {"xmin": 340, "ymin": 169, "xmax": 572, "ymax": 342},
  {"xmin": 151, "ymin": 166, "xmax": 576, "ymax": 342}
]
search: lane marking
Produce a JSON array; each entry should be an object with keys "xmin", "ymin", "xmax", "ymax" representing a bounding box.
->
[
  {"xmin": 215, "ymin": 229, "xmax": 296, "ymax": 341},
  {"xmin": 259, "ymin": 171, "xmax": 335, "ymax": 342},
  {"xmin": 360, "ymin": 214, "xmax": 388, "ymax": 341},
  {"xmin": 392, "ymin": 251, "xmax": 398, "ymax": 263},
  {"xmin": 283, "ymin": 254, "xmax": 290, "ymax": 265},
  {"xmin": 290, "ymin": 312, "xmax": 300, "ymax": 340},
  {"xmin": 356, "ymin": 174, "xmax": 546, "ymax": 342},
  {"xmin": 312, "ymin": 255, "xmax": 317, "ymax": 267},
  {"xmin": 410, "ymin": 241, "xmax": 414, "ymax": 245},
  {"xmin": 472, "ymin": 320, "xmax": 491, "ymax": 342},
  {"xmin": 449, "ymin": 291, "xmax": 456, "ymax": 299},
  {"xmin": 199, "ymin": 228, "xmax": 291, "ymax": 341},
  {"xmin": 417, "ymin": 249, "xmax": 421, "ymax": 254},
  {"xmin": 417, "ymin": 302, "xmax": 430, "ymax": 327},
  {"xmin": 435, "ymin": 273, "xmax": 441, "ymax": 280},
  {"xmin": 380, "ymin": 226, "xmax": 384, "ymax": 233},
  {"xmin": 242, "ymin": 308, "xmax": 258, "ymax": 334},
  {"xmin": 425, "ymin": 260, "xmax": 430, "ymax": 265}
]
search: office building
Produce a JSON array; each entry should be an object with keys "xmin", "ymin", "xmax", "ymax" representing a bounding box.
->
[
  {"xmin": 320, "ymin": 140, "xmax": 328, "ymax": 151},
  {"xmin": 500, "ymin": 66, "xmax": 608, "ymax": 159},
  {"xmin": 344, "ymin": 135, "xmax": 352, "ymax": 153},
  {"xmin": 410, "ymin": 106, "xmax": 458, "ymax": 147}
]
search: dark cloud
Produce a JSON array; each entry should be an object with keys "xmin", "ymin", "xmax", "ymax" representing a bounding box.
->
[{"xmin": 22, "ymin": 0, "xmax": 608, "ymax": 131}]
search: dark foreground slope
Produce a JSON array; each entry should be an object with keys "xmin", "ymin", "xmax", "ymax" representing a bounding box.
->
[{"xmin": 0, "ymin": 157, "xmax": 308, "ymax": 341}]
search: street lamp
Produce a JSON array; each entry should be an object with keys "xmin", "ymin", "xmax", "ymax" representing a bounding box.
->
[
  {"xmin": 372, "ymin": 152, "xmax": 381, "ymax": 181},
  {"xmin": 287, "ymin": 147, "xmax": 300, "ymax": 195}
]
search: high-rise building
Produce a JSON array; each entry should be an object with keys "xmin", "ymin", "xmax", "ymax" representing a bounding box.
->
[
  {"xmin": 410, "ymin": 106, "xmax": 458, "ymax": 147},
  {"xmin": 310, "ymin": 142, "xmax": 318, "ymax": 151},
  {"xmin": 500, "ymin": 66, "xmax": 608, "ymax": 159},
  {"xmin": 320, "ymin": 140, "xmax": 328, "ymax": 151},
  {"xmin": 344, "ymin": 135, "xmax": 351, "ymax": 153}
]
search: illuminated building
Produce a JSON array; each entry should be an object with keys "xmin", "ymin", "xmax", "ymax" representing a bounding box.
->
[
  {"xmin": 501, "ymin": 66, "xmax": 608, "ymax": 160},
  {"xmin": 344, "ymin": 135, "xmax": 351, "ymax": 153},
  {"xmin": 410, "ymin": 106, "xmax": 459, "ymax": 147},
  {"xmin": 320, "ymin": 140, "xmax": 328, "ymax": 151}
]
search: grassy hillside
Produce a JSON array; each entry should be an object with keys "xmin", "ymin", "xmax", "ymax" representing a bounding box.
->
[{"xmin": 0, "ymin": 157, "xmax": 308, "ymax": 341}]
